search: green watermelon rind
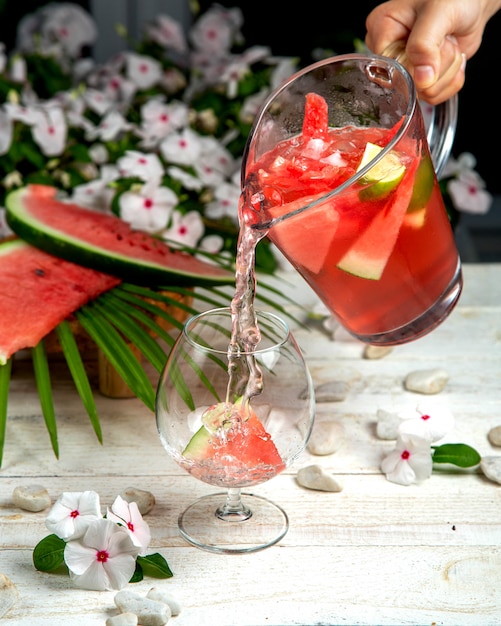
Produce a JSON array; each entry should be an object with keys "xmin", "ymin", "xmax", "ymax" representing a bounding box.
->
[{"xmin": 5, "ymin": 186, "xmax": 235, "ymax": 288}]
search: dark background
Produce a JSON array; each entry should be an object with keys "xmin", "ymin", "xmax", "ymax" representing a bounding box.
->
[{"xmin": 1, "ymin": 0, "xmax": 499, "ymax": 195}]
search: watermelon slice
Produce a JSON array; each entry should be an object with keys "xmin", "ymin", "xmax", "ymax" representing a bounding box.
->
[
  {"xmin": 0, "ymin": 238, "xmax": 120, "ymax": 365},
  {"xmin": 336, "ymin": 157, "xmax": 420, "ymax": 280},
  {"xmin": 183, "ymin": 401, "xmax": 285, "ymax": 472},
  {"xmin": 302, "ymin": 92, "xmax": 329, "ymax": 139},
  {"xmin": 267, "ymin": 193, "xmax": 339, "ymax": 274},
  {"xmin": 5, "ymin": 185, "xmax": 234, "ymax": 287}
]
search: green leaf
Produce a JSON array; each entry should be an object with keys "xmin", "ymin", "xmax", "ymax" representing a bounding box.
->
[
  {"xmin": 129, "ymin": 560, "xmax": 144, "ymax": 583},
  {"xmin": 136, "ymin": 553, "xmax": 174, "ymax": 579},
  {"xmin": 432, "ymin": 443, "xmax": 481, "ymax": 468},
  {"xmin": 32, "ymin": 342, "xmax": 59, "ymax": 458},
  {"xmin": 55, "ymin": 320, "xmax": 103, "ymax": 444},
  {"xmin": 33, "ymin": 534, "xmax": 66, "ymax": 572},
  {"xmin": 0, "ymin": 358, "xmax": 13, "ymax": 468},
  {"xmin": 75, "ymin": 305, "xmax": 156, "ymax": 411}
]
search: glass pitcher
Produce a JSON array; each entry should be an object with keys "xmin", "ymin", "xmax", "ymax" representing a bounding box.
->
[{"xmin": 239, "ymin": 53, "xmax": 461, "ymax": 346}]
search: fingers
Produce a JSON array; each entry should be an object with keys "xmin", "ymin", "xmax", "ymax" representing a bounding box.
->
[
  {"xmin": 411, "ymin": 40, "xmax": 466, "ymax": 104},
  {"xmin": 365, "ymin": 0, "xmax": 468, "ymax": 104}
]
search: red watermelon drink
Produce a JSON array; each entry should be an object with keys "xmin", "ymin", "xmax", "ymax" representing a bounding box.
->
[{"xmin": 240, "ymin": 56, "xmax": 462, "ymax": 345}]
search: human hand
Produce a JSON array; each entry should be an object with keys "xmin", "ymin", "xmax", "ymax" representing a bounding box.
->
[{"xmin": 365, "ymin": 0, "xmax": 501, "ymax": 104}]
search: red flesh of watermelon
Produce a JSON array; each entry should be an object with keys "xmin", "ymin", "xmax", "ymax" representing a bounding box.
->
[
  {"xmin": 183, "ymin": 407, "xmax": 285, "ymax": 486},
  {"xmin": 10, "ymin": 185, "xmax": 232, "ymax": 284},
  {"xmin": 0, "ymin": 239, "xmax": 120, "ymax": 364}
]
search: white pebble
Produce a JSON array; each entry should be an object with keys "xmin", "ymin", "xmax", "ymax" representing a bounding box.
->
[
  {"xmin": 363, "ymin": 345, "xmax": 393, "ymax": 360},
  {"xmin": 404, "ymin": 368, "xmax": 449, "ymax": 394},
  {"xmin": 147, "ymin": 588, "xmax": 181, "ymax": 617},
  {"xmin": 307, "ymin": 420, "xmax": 344, "ymax": 455},
  {"xmin": 376, "ymin": 409, "xmax": 401, "ymax": 440},
  {"xmin": 106, "ymin": 613, "xmax": 138, "ymax": 626},
  {"xmin": 114, "ymin": 590, "xmax": 171, "ymax": 626},
  {"xmin": 297, "ymin": 465, "xmax": 343, "ymax": 492},
  {"xmin": 0, "ymin": 573, "xmax": 19, "ymax": 618},
  {"xmin": 120, "ymin": 487, "xmax": 156, "ymax": 515},
  {"xmin": 480, "ymin": 456, "xmax": 501, "ymax": 485},
  {"xmin": 487, "ymin": 426, "xmax": 501, "ymax": 447},
  {"xmin": 12, "ymin": 484, "xmax": 51, "ymax": 512}
]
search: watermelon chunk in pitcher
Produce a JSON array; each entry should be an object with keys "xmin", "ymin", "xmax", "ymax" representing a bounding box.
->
[{"xmin": 244, "ymin": 92, "xmax": 460, "ymax": 344}]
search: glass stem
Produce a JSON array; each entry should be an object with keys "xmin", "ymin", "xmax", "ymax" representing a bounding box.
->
[{"xmin": 216, "ymin": 488, "xmax": 252, "ymax": 522}]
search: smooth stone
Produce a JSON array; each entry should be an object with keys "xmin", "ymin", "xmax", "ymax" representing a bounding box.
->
[
  {"xmin": 314, "ymin": 381, "xmax": 349, "ymax": 403},
  {"xmin": 106, "ymin": 613, "xmax": 138, "ymax": 626},
  {"xmin": 147, "ymin": 588, "xmax": 181, "ymax": 617},
  {"xmin": 363, "ymin": 345, "xmax": 394, "ymax": 360},
  {"xmin": 480, "ymin": 456, "xmax": 501, "ymax": 485},
  {"xmin": 297, "ymin": 465, "xmax": 343, "ymax": 492},
  {"xmin": 487, "ymin": 426, "xmax": 501, "ymax": 447},
  {"xmin": 376, "ymin": 409, "xmax": 401, "ymax": 440},
  {"xmin": 0, "ymin": 573, "xmax": 19, "ymax": 618},
  {"xmin": 12, "ymin": 484, "xmax": 51, "ymax": 512},
  {"xmin": 404, "ymin": 368, "xmax": 449, "ymax": 394},
  {"xmin": 307, "ymin": 420, "xmax": 344, "ymax": 455},
  {"xmin": 120, "ymin": 487, "xmax": 156, "ymax": 515},
  {"xmin": 114, "ymin": 590, "xmax": 171, "ymax": 626}
]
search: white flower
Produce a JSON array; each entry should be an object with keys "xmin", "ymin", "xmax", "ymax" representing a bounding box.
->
[
  {"xmin": 119, "ymin": 185, "xmax": 177, "ymax": 233},
  {"xmin": 0, "ymin": 208, "xmax": 14, "ymax": 239},
  {"xmin": 117, "ymin": 150, "xmax": 164, "ymax": 185},
  {"xmin": 159, "ymin": 127, "xmax": 202, "ymax": 166},
  {"xmin": 167, "ymin": 166, "xmax": 204, "ymax": 192},
  {"xmin": 145, "ymin": 14, "xmax": 187, "ymax": 53},
  {"xmin": 447, "ymin": 171, "xmax": 492, "ymax": 215},
  {"xmin": 138, "ymin": 99, "xmax": 189, "ymax": 148},
  {"xmin": 205, "ymin": 181, "xmax": 240, "ymax": 220},
  {"xmin": 381, "ymin": 435, "xmax": 433, "ymax": 486},
  {"xmin": 31, "ymin": 106, "xmax": 67, "ymax": 157},
  {"xmin": 190, "ymin": 6, "xmax": 243, "ymax": 55},
  {"xmin": 70, "ymin": 178, "xmax": 114, "ymax": 212},
  {"xmin": 39, "ymin": 3, "xmax": 97, "ymax": 58},
  {"xmin": 84, "ymin": 88, "xmax": 114, "ymax": 116},
  {"xmin": 126, "ymin": 52, "xmax": 162, "ymax": 90},
  {"xmin": 162, "ymin": 210, "xmax": 205, "ymax": 248},
  {"xmin": 0, "ymin": 110, "xmax": 13, "ymax": 155},
  {"xmin": 64, "ymin": 518, "xmax": 139, "ymax": 591},
  {"xmin": 89, "ymin": 110, "xmax": 129, "ymax": 142},
  {"xmin": 106, "ymin": 495, "xmax": 151, "ymax": 555},
  {"xmin": 45, "ymin": 491, "xmax": 102, "ymax": 541},
  {"xmin": 198, "ymin": 234, "xmax": 224, "ymax": 255},
  {"xmin": 398, "ymin": 401, "xmax": 455, "ymax": 443}
]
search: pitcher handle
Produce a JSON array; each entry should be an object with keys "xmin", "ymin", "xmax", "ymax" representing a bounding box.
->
[{"xmin": 382, "ymin": 41, "xmax": 457, "ymax": 178}]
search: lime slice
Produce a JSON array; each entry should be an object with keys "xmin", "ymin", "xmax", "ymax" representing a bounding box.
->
[
  {"xmin": 357, "ymin": 142, "xmax": 406, "ymax": 199},
  {"xmin": 406, "ymin": 154, "xmax": 435, "ymax": 212}
]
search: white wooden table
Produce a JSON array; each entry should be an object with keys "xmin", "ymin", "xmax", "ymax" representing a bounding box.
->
[{"xmin": 1, "ymin": 263, "xmax": 501, "ymax": 625}]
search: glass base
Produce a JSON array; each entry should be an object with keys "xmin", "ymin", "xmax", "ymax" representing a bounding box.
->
[
  {"xmin": 178, "ymin": 491, "xmax": 289, "ymax": 554},
  {"xmin": 355, "ymin": 262, "xmax": 463, "ymax": 346}
]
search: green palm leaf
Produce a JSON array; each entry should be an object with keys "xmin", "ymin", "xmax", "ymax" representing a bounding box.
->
[
  {"xmin": 32, "ymin": 341, "xmax": 59, "ymax": 458},
  {"xmin": 0, "ymin": 358, "xmax": 12, "ymax": 467},
  {"xmin": 75, "ymin": 304, "xmax": 156, "ymax": 411},
  {"xmin": 56, "ymin": 320, "xmax": 103, "ymax": 444}
]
